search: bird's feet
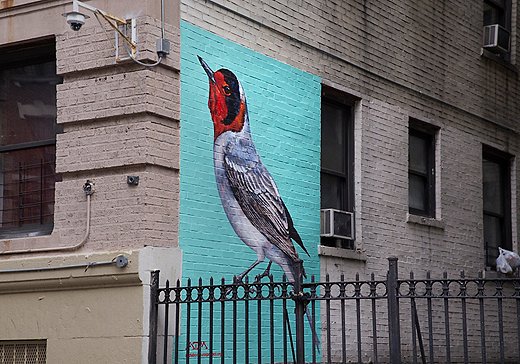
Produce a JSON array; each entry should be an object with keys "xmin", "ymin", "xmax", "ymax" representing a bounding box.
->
[
  {"xmin": 254, "ymin": 261, "xmax": 273, "ymax": 283},
  {"xmin": 223, "ymin": 274, "xmax": 257, "ymax": 297}
]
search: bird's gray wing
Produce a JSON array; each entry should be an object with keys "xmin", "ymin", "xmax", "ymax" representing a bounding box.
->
[{"xmin": 224, "ymin": 154, "xmax": 300, "ymax": 262}]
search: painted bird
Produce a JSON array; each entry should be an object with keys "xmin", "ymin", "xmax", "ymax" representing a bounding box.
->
[{"xmin": 198, "ymin": 55, "xmax": 310, "ymax": 284}]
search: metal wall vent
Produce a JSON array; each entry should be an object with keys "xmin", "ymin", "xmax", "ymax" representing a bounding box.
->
[{"xmin": 0, "ymin": 340, "xmax": 47, "ymax": 364}]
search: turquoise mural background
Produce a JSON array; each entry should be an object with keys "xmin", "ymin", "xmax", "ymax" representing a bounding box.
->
[{"xmin": 179, "ymin": 20, "xmax": 321, "ymax": 361}]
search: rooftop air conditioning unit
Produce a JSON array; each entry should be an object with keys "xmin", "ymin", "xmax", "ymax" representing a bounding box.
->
[
  {"xmin": 483, "ymin": 24, "xmax": 510, "ymax": 53},
  {"xmin": 320, "ymin": 209, "xmax": 355, "ymax": 240}
]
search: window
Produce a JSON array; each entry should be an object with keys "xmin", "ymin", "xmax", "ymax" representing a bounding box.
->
[
  {"xmin": 320, "ymin": 87, "xmax": 355, "ymax": 249},
  {"xmin": 408, "ymin": 121, "xmax": 437, "ymax": 217},
  {"xmin": 483, "ymin": 0, "xmax": 512, "ymax": 58},
  {"xmin": 0, "ymin": 39, "xmax": 60, "ymax": 238},
  {"xmin": 0, "ymin": 340, "xmax": 47, "ymax": 364},
  {"xmin": 483, "ymin": 146, "xmax": 512, "ymax": 267}
]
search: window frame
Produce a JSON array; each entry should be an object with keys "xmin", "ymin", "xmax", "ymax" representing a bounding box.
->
[
  {"xmin": 320, "ymin": 86, "xmax": 356, "ymax": 249},
  {"xmin": 483, "ymin": 0, "xmax": 513, "ymax": 61},
  {"xmin": 482, "ymin": 145, "xmax": 512, "ymax": 267},
  {"xmin": 408, "ymin": 121, "xmax": 437, "ymax": 218},
  {"xmin": 0, "ymin": 38, "xmax": 60, "ymax": 239}
]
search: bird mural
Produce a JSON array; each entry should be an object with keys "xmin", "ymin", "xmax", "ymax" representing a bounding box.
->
[
  {"xmin": 198, "ymin": 55, "xmax": 310, "ymax": 285},
  {"xmin": 198, "ymin": 55, "xmax": 320, "ymax": 351}
]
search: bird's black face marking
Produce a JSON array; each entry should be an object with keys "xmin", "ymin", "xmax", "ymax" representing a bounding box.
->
[{"xmin": 218, "ymin": 69, "xmax": 241, "ymax": 126}]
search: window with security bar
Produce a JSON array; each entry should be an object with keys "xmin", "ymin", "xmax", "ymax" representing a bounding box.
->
[
  {"xmin": 0, "ymin": 340, "xmax": 47, "ymax": 364},
  {"xmin": 0, "ymin": 39, "xmax": 60, "ymax": 239}
]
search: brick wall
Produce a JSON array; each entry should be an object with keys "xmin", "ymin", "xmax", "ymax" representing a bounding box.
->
[
  {"xmin": 181, "ymin": 0, "xmax": 520, "ymax": 277},
  {"xmin": 51, "ymin": 15, "xmax": 181, "ymax": 252}
]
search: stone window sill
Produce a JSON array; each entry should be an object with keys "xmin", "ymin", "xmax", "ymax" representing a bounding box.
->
[
  {"xmin": 406, "ymin": 213, "xmax": 445, "ymax": 229},
  {"xmin": 318, "ymin": 245, "xmax": 367, "ymax": 262}
]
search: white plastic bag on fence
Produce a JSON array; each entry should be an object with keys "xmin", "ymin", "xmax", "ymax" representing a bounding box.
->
[
  {"xmin": 496, "ymin": 250, "xmax": 512, "ymax": 274},
  {"xmin": 496, "ymin": 247, "xmax": 520, "ymax": 274}
]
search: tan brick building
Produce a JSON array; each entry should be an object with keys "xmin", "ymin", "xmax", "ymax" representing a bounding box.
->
[{"xmin": 1, "ymin": 0, "xmax": 519, "ymax": 362}]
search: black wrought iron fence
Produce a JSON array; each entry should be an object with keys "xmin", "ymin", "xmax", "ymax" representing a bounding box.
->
[{"xmin": 148, "ymin": 258, "xmax": 520, "ymax": 364}]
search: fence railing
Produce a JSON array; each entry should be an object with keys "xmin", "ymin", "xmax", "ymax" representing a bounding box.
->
[{"xmin": 148, "ymin": 258, "xmax": 520, "ymax": 364}]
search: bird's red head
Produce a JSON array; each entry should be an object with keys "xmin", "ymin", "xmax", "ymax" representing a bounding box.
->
[{"xmin": 198, "ymin": 56, "xmax": 246, "ymax": 140}]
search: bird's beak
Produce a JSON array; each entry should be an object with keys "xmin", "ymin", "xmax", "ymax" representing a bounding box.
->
[{"xmin": 198, "ymin": 55, "xmax": 216, "ymax": 84}]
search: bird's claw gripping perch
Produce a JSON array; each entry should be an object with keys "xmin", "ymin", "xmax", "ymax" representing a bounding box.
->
[{"xmin": 254, "ymin": 261, "xmax": 273, "ymax": 283}]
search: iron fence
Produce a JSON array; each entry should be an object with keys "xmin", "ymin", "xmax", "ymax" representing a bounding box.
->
[{"xmin": 149, "ymin": 257, "xmax": 520, "ymax": 363}]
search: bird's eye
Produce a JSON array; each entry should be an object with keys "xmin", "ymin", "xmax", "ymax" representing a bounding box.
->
[{"xmin": 223, "ymin": 85, "xmax": 231, "ymax": 95}]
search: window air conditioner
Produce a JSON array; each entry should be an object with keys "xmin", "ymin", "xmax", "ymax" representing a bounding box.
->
[
  {"xmin": 320, "ymin": 209, "xmax": 355, "ymax": 240},
  {"xmin": 483, "ymin": 24, "xmax": 510, "ymax": 53}
]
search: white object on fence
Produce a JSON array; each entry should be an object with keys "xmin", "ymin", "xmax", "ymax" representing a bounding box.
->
[{"xmin": 496, "ymin": 247, "xmax": 520, "ymax": 274}]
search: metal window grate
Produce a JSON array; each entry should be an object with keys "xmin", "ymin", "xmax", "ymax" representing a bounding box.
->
[{"xmin": 0, "ymin": 340, "xmax": 46, "ymax": 364}]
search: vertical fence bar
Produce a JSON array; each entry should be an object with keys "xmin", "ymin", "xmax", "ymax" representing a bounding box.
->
[
  {"xmin": 197, "ymin": 278, "xmax": 203, "ymax": 364},
  {"xmin": 175, "ymin": 279, "xmax": 181, "ymax": 364},
  {"xmin": 426, "ymin": 272, "xmax": 434, "ymax": 364},
  {"xmin": 186, "ymin": 278, "xmax": 192, "ymax": 364},
  {"xmin": 387, "ymin": 257, "xmax": 401, "ymax": 364},
  {"xmin": 257, "ymin": 279, "xmax": 263, "ymax": 364},
  {"xmin": 477, "ymin": 272, "xmax": 486, "ymax": 364},
  {"xmin": 442, "ymin": 272, "xmax": 451, "ymax": 364},
  {"xmin": 282, "ymin": 275, "xmax": 288, "ymax": 364},
  {"xmin": 497, "ymin": 280, "xmax": 505, "ymax": 363},
  {"xmin": 460, "ymin": 271, "xmax": 468, "ymax": 364},
  {"xmin": 413, "ymin": 301, "xmax": 426, "ymax": 364},
  {"xmin": 269, "ymin": 275, "xmax": 275, "ymax": 364},
  {"xmin": 294, "ymin": 260, "xmax": 305, "ymax": 364},
  {"xmin": 410, "ymin": 272, "xmax": 418, "ymax": 364},
  {"xmin": 221, "ymin": 278, "xmax": 226, "ymax": 364},
  {"xmin": 355, "ymin": 273, "xmax": 362, "ymax": 364},
  {"xmin": 311, "ymin": 275, "xmax": 317, "ymax": 364},
  {"xmin": 244, "ymin": 277, "xmax": 249, "ymax": 364},
  {"xmin": 340, "ymin": 275, "xmax": 347, "ymax": 364},
  {"xmin": 232, "ymin": 280, "xmax": 237, "ymax": 364},
  {"xmin": 371, "ymin": 273, "xmax": 379, "ymax": 364},
  {"xmin": 148, "ymin": 270, "xmax": 160, "ymax": 364},
  {"xmin": 164, "ymin": 280, "xmax": 170, "ymax": 364},
  {"xmin": 209, "ymin": 278, "xmax": 215, "ymax": 364},
  {"xmin": 325, "ymin": 274, "xmax": 331, "ymax": 364}
]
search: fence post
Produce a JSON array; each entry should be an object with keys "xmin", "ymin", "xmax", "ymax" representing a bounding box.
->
[
  {"xmin": 387, "ymin": 257, "xmax": 401, "ymax": 364},
  {"xmin": 293, "ymin": 260, "xmax": 305, "ymax": 364},
  {"xmin": 148, "ymin": 270, "xmax": 160, "ymax": 364}
]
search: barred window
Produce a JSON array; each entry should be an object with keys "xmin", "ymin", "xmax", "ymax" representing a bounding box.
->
[{"xmin": 0, "ymin": 39, "xmax": 60, "ymax": 238}]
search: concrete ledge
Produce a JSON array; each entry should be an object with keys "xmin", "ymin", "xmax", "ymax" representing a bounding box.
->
[
  {"xmin": 406, "ymin": 213, "xmax": 445, "ymax": 229},
  {"xmin": 318, "ymin": 245, "xmax": 367, "ymax": 262}
]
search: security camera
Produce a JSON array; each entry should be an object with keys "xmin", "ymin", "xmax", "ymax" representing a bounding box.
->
[{"xmin": 63, "ymin": 11, "xmax": 89, "ymax": 31}]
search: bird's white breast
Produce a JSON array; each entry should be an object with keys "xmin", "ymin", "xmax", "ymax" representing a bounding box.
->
[{"xmin": 213, "ymin": 132, "xmax": 268, "ymax": 256}]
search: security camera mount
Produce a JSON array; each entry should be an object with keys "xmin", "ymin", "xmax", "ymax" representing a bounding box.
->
[
  {"xmin": 63, "ymin": 0, "xmax": 138, "ymax": 59},
  {"xmin": 63, "ymin": 0, "xmax": 170, "ymax": 66}
]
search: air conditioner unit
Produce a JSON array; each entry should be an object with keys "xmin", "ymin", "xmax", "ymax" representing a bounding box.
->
[
  {"xmin": 483, "ymin": 24, "xmax": 510, "ymax": 53},
  {"xmin": 320, "ymin": 209, "xmax": 355, "ymax": 240}
]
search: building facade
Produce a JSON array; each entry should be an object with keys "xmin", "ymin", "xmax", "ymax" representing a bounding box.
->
[{"xmin": 0, "ymin": 0, "xmax": 519, "ymax": 362}]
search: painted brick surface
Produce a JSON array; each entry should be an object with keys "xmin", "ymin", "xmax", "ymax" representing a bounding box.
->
[
  {"xmin": 179, "ymin": 21, "xmax": 321, "ymax": 361},
  {"xmin": 180, "ymin": 21, "xmax": 321, "ymax": 280}
]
